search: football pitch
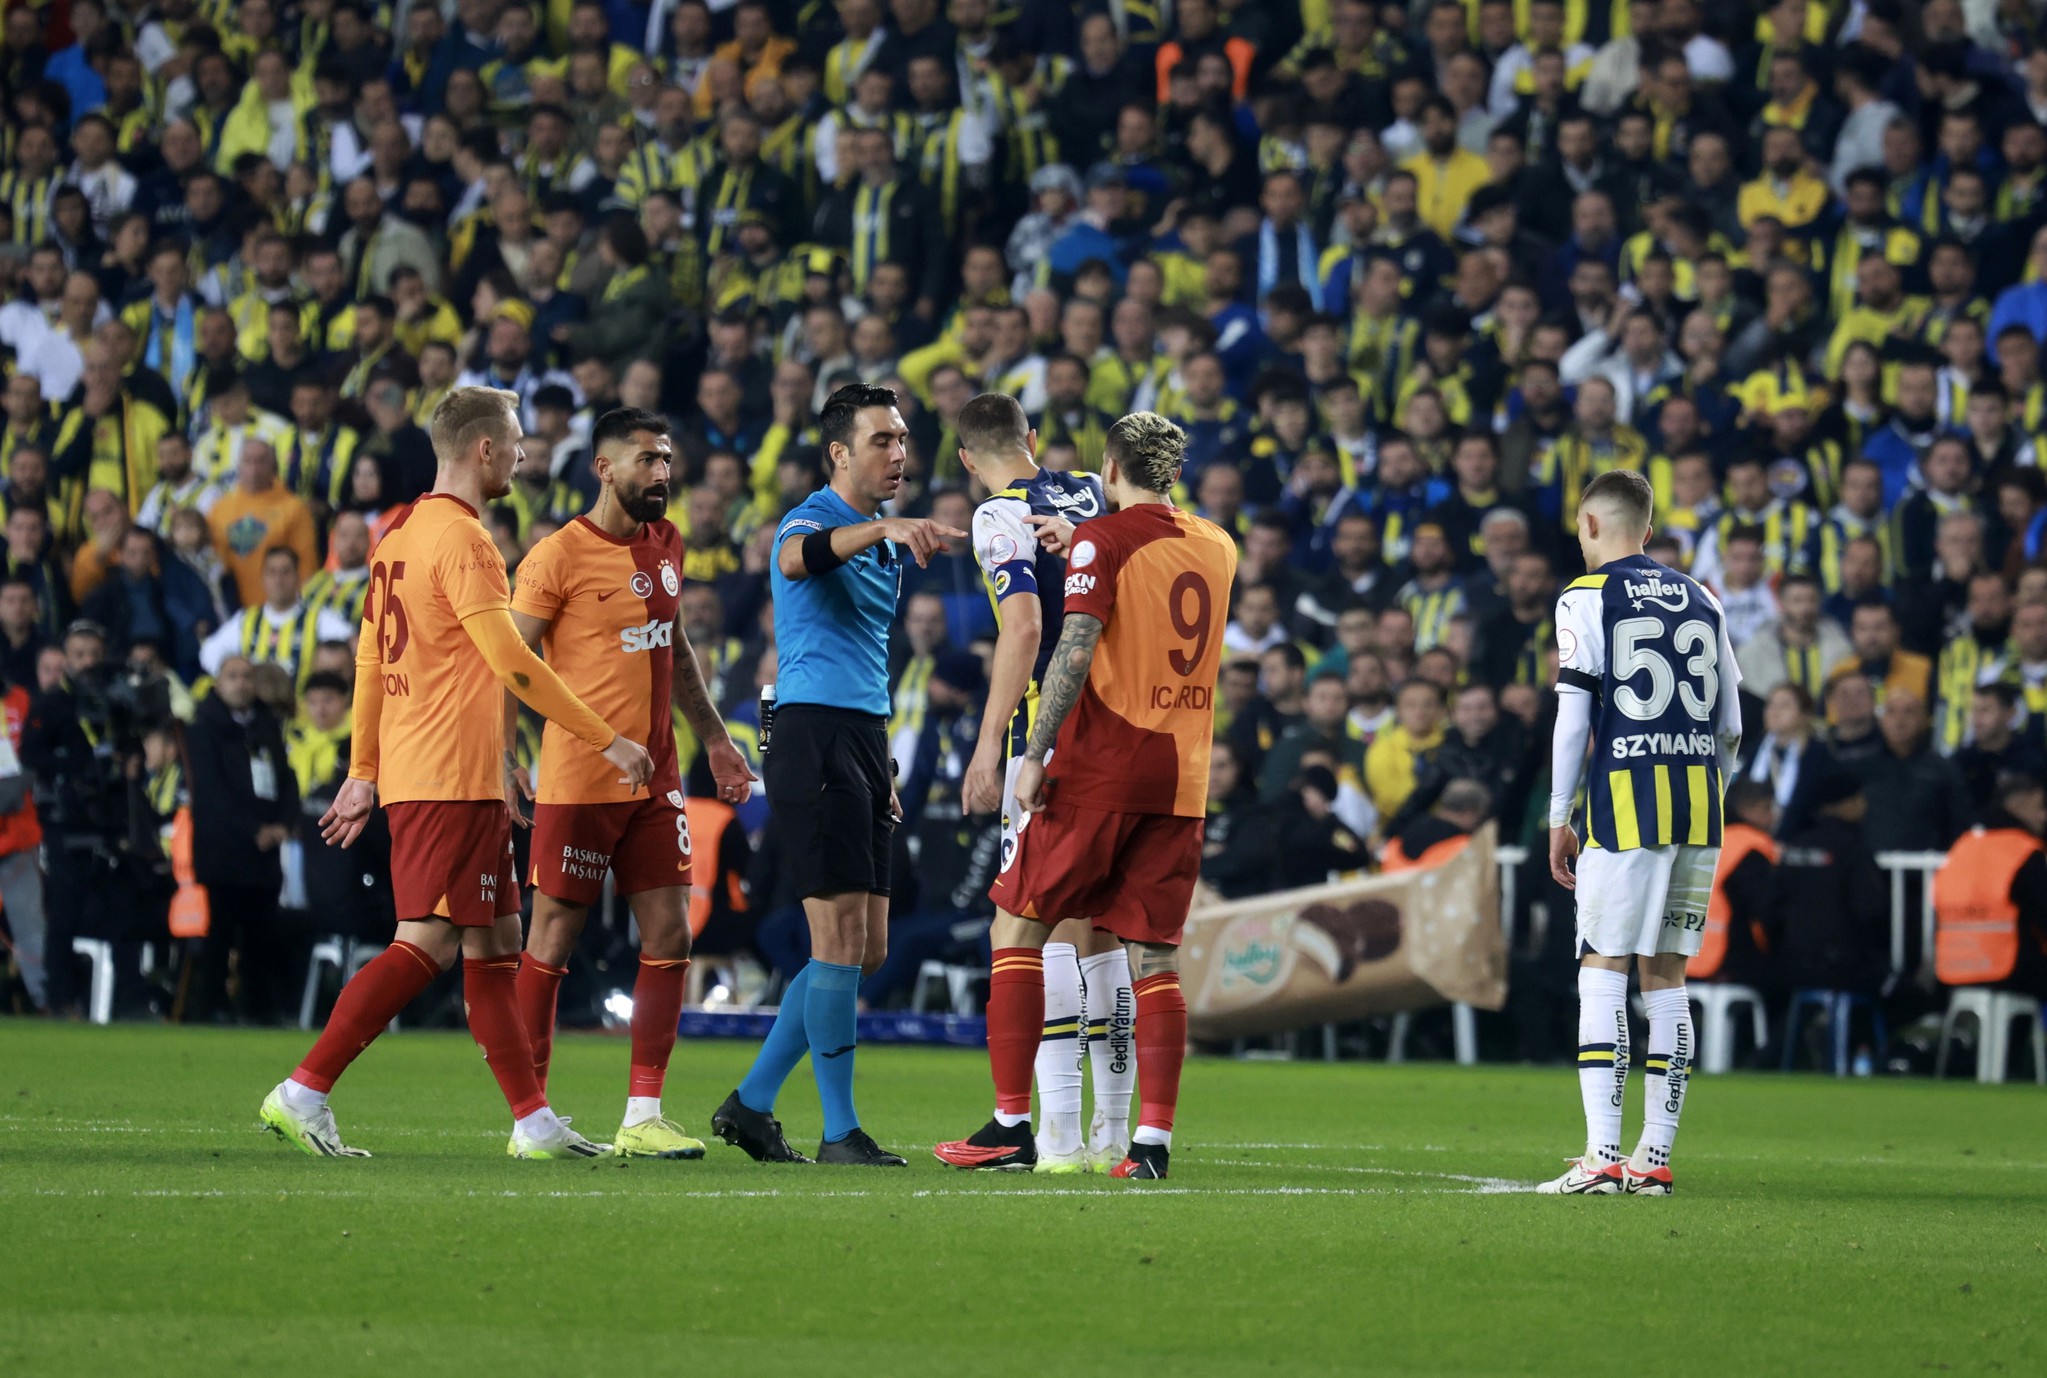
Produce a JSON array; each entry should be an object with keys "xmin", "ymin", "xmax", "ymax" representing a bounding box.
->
[{"xmin": 2, "ymin": 1024, "xmax": 2041, "ymax": 1377}]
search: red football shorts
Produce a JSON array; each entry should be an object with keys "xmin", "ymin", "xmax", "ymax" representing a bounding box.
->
[
  {"xmin": 386, "ymin": 800, "xmax": 520, "ymax": 927},
  {"xmin": 988, "ymin": 798, "xmax": 1204, "ymax": 945},
  {"xmin": 530, "ymin": 794, "xmax": 693, "ymax": 906}
]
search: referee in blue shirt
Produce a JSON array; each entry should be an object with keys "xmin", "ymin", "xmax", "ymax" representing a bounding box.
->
[{"xmin": 712, "ymin": 383, "xmax": 961, "ymax": 1167}]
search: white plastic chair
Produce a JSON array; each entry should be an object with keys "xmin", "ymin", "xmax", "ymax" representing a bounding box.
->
[
  {"xmin": 1935, "ymin": 988, "xmax": 2047, "ymax": 1084},
  {"xmin": 70, "ymin": 937, "xmax": 115, "ymax": 1024},
  {"xmin": 911, "ymin": 960, "xmax": 984, "ymax": 1014},
  {"xmin": 298, "ymin": 939, "xmax": 391, "ymax": 1030},
  {"xmin": 1690, "ymin": 983, "xmax": 1769, "ymax": 1074}
]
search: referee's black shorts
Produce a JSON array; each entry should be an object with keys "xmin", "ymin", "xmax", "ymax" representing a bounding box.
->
[{"xmin": 765, "ymin": 704, "xmax": 896, "ymax": 899}]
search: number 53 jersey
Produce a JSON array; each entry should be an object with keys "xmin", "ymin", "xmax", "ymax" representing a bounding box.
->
[
  {"xmin": 1555, "ymin": 554, "xmax": 1743, "ymax": 852},
  {"xmin": 1051, "ymin": 503, "xmax": 1239, "ymax": 818}
]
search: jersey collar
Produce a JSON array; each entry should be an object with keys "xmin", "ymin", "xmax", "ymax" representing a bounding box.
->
[{"xmin": 419, "ymin": 492, "xmax": 478, "ymax": 518}]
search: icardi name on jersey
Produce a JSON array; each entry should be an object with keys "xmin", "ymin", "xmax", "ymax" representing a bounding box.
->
[{"xmin": 1554, "ymin": 554, "xmax": 1743, "ymax": 853}]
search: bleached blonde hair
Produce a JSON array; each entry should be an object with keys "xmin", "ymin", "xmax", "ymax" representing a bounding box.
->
[{"xmin": 1106, "ymin": 411, "xmax": 1187, "ymax": 494}]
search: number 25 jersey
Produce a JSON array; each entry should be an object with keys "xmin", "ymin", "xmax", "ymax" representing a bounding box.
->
[
  {"xmin": 359, "ymin": 493, "xmax": 513, "ymax": 804},
  {"xmin": 1051, "ymin": 502, "xmax": 1239, "ymax": 818},
  {"xmin": 1554, "ymin": 554, "xmax": 1742, "ymax": 852}
]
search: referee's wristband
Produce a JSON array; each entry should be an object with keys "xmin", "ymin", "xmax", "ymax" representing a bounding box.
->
[{"xmin": 802, "ymin": 529, "xmax": 847, "ymax": 575}]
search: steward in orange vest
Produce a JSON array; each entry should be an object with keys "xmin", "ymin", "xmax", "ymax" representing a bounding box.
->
[
  {"xmin": 1688, "ymin": 781, "xmax": 1778, "ymax": 987},
  {"xmin": 1381, "ymin": 779, "xmax": 1490, "ymax": 873},
  {"xmin": 1932, "ymin": 778, "xmax": 2047, "ymax": 996},
  {"xmin": 683, "ymin": 792, "xmax": 751, "ymax": 952}
]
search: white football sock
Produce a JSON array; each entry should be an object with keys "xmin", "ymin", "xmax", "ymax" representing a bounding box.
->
[
  {"xmin": 281, "ymin": 1078, "xmax": 328, "ymax": 1111},
  {"xmin": 1576, "ymin": 966, "xmax": 1630, "ymax": 1166},
  {"xmin": 1079, "ymin": 947, "xmax": 1134, "ymax": 1150},
  {"xmin": 1133, "ymin": 1125, "xmax": 1171, "ymax": 1148},
  {"xmin": 1634, "ymin": 986, "xmax": 1692, "ymax": 1169},
  {"xmin": 623, "ymin": 1096, "xmax": 663, "ymax": 1128},
  {"xmin": 1034, "ymin": 942, "xmax": 1084, "ymax": 1154},
  {"xmin": 514, "ymin": 1107, "xmax": 564, "ymax": 1140}
]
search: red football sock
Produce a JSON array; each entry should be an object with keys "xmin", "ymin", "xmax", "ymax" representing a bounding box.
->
[
  {"xmin": 293, "ymin": 941, "xmax": 441, "ymax": 1093},
  {"xmin": 464, "ymin": 957, "xmax": 548, "ymax": 1119},
  {"xmin": 987, "ymin": 947, "xmax": 1045, "ymax": 1116},
  {"xmin": 628, "ymin": 957, "xmax": 690, "ymax": 1099},
  {"xmin": 514, "ymin": 957, "xmax": 568, "ymax": 1092},
  {"xmin": 1133, "ymin": 972, "xmax": 1188, "ymax": 1134}
]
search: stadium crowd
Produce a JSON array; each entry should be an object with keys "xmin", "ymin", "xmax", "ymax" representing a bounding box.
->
[{"xmin": 0, "ymin": 0, "xmax": 2044, "ymax": 1067}]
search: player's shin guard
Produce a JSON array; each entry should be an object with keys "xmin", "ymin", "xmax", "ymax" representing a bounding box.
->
[
  {"xmin": 293, "ymin": 940, "xmax": 441, "ymax": 1093},
  {"xmin": 1080, "ymin": 947, "xmax": 1135, "ymax": 1148},
  {"xmin": 736, "ymin": 963, "xmax": 812, "ymax": 1114},
  {"xmin": 628, "ymin": 957, "xmax": 690, "ymax": 1103},
  {"xmin": 1132, "ymin": 971, "xmax": 1186, "ymax": 1147},
  {"xmin": 514, "ymin": 957, "xmax": 567, "ymax": 1092},
  {"xmin": 987, "ymin": 947, "xmax": 1046, "ymax": 1122},
  {"xmin": 1635, "ymin": 986, "xmax": 1692, "ymax": 1169},
  {"xmin": 1576, "ymin": 966, "xmax": 1631, "ymax": 1167},
  {"xmin": 465, "ymin": 957, "xmax": 548, "ymax": 1119},
  {"xmin": 805, "ymin": 960, "xmax": 863, "ymax": 1142},
  {"xmin": 1034, "ymin": 943, "xmax": 1082, "ymax": 1150}
]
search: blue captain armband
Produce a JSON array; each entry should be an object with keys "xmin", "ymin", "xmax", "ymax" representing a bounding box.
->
[{"xmin": 991, "ymin": 560, "xmax": 1038, "ymax": 600}]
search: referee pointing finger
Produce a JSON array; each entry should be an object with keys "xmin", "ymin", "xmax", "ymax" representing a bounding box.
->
[{"xmin": 710, "ymin": 383, "xmax": 962, "ymax": 1168}]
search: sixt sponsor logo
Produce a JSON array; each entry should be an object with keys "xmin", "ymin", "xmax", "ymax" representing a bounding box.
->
[{"xmin": 620, "ymin": 620, "xmax": 674, "ymax": 653}]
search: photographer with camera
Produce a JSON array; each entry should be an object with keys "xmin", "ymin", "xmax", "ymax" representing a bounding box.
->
[
  {"xmin": 22, "ymin": 620, "xmax": 169, "ymax": 1016},
  {"xmin": 185, "ymin": 655, "xmax": 298, "ymax": 1024}
]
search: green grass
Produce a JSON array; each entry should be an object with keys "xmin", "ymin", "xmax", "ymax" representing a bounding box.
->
[{"xmin": 1, "ymin": 1024, "xmax": 2042, "ymax": 1377}]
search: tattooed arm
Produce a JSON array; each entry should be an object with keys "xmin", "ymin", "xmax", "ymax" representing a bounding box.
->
[
  {"xmin": 1024, "ymin": 613, "xmax": 1103, "ymax": 762},
  {"xmin": 675, "ymin": 628, "xmax": 758, "ymax": 804}
]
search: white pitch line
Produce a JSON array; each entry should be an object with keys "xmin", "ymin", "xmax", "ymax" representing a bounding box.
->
[
  {"xmin": 1207, "ymin": 1158, "xmax": 1539, "ymax": 1192},
  {"xmin": 1, "ymin": 1182, "xmax": 1519, "ymax": 1201},
  {"xmin": 12, "ymin": 1119, "xmax": 2046, "ymax": 1176}
]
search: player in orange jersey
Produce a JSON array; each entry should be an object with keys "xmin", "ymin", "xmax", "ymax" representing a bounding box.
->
[
  {"xmin": 258, "ymin": 386, "xmax": 655, "ymax": 1160},
  {"xmin": 935, "ymin": 412, "xmax": 1237, "ymax": 1180},
  {"xmin": 508, "ymin": 407, "xmax": 757, "ymax": 1159}
]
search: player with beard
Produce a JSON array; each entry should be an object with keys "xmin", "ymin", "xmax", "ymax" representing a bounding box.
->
[
  {"xmin": 508, "ymin": 408, "xmax": 758, "ymax": 1158},
  {"xmin": 259, "ymin": 387, "xmax": 655, "ymax": 1160}
]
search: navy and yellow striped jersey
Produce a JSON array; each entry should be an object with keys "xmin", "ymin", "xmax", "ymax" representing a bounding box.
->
[
  {"xmin": 1555, "ymin": 555, "xmax": 1743, "ymax": 852},
  {"xmin": 969, "ymin": 466, "xmax": 1106, "ymax": 758}
]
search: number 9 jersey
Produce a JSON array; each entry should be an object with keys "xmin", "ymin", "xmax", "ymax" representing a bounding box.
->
[
  {"xmin": 1048, "ymin": 502, "xmax": 1240, "ymax": 818},
  {"xmin": 1554, "ymin": 554, "xmax": 1743, "ymax": 853}
]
